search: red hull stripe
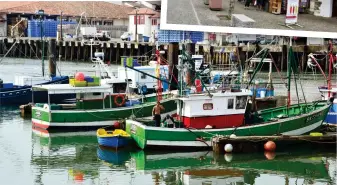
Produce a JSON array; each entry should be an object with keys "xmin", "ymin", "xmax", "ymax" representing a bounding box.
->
[
  {"xmin": 32, "ymin": 120, "xmax": 49, "ymax": 129},
  {"xmin": 181, "ymin": 114, "xmax": 245, "ymax": 129}
]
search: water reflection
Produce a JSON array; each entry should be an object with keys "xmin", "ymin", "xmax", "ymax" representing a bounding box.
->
[{"xmin": 29, "ymin": 129, "xmax": 336, "ymax": 185}]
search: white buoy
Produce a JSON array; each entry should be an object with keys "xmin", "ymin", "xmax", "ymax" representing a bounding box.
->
[
  {"xmin": 224, "ymin": 144, "xmax": 233, "ymax": 153},
  {"xmin": 224, "ymin": 153, "xmax": 233, "ymax": 162},
  {"xmin": 205, "ymin": 125, "xmax": 212, "ymax": 129},
  {"xmin": 229, "ymin": 134, "xmax": 236, "ymax": 138}
]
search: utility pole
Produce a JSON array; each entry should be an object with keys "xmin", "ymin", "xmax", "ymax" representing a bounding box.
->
[
  {"xmin": 135, "ymin": 8, "xmax": 138, "ymax": 42},
  {"xmin": 60, "ymin": 11, "xmax": 63, "ymax": 41},
  {"xmin": 37, "ymin": 9, "xmax": 45, "ymax": 77}
]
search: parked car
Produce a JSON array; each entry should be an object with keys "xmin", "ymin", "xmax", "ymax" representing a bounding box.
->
[{"xmin": 121, "ymin": 32, "xmax": 131, "ymax": 41}]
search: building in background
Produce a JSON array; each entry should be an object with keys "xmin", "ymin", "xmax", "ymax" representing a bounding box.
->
[
  {"xmin": 0, "ymin": 1, "xmax": 134, "ymax": 38},
  {"xmin": 128, "ymin": 8, "xmax": 160, "ymax": 42}
]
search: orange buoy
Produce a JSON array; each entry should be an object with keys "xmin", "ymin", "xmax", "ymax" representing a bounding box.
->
[
  {"xmin": 113, "ymin": 121, "xmax": 120, "ymax": 129},
  {"xmin": 264, "ymin": 151, "xmax": 276, "ymax": 160},
  {"xmin": 264, "ymin": 141, "xmax": 276, "ymax": 152},
  {"xmin": 75, "ymin": 72, "xmax": 85, "ymax": 81}
]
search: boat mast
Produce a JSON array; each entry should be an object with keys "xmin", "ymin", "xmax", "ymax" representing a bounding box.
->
[
  {"xmin": 287, "ymin": 37, "xmax": 292, "ymax": 108},
  {"xmin": 328, "ymin": 40, "xmax": 333, "ymax": 98}
]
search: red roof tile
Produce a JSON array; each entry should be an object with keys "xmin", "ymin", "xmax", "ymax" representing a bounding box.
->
[
  {"xmin": 149, "ymin": 11, "xmax": 160, "ymax": 18},
  {"xmin": 0, "ymin": 1, "xmax": 134, "ymax": 19},
  {"xmin": 128, "ymin": 7, "xmax": 158, "ymax": 15}
]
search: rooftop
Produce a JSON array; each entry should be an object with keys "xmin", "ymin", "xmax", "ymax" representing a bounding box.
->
[
  {"xmin": 0, "ymin": 1, "xmax": 135, "ymax": 19},
  {"xmin": 128, "ymin": 7, "xmax": 159, "ymax": 16}
]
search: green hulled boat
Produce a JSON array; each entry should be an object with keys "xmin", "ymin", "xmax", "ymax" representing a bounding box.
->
[
  {"xmin": 31, "ymin": 83, "xmax": 177, "ymax": 131},
  {"xmin": 125, "ymin": 44, "xmax": 331, "ymax": 149},
  {"xmin": 126, "ymin": 100, "xmax": 330, "ymax": 149}
]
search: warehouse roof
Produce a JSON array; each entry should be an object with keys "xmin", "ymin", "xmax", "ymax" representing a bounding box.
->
[{"xmin": 0, "ymin": 1, "xmax": 134, "ymax": 19}]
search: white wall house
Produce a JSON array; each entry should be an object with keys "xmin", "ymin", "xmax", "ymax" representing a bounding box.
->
[
  {"xmin": 310, "ymin": 0, "xmax": 337, "ymax": 18},
  {"xmin": 128, "ymin": 8, "xmax": 160, "ymax": 41}
]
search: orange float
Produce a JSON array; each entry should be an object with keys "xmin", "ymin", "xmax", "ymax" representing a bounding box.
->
[{"xmin": 264, "ymin": 141, "xmax": 276, "ymax": 152}]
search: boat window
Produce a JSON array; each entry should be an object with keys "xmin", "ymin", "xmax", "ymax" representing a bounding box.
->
[
  {"xmin": 141, "ymin": 73, "xmax": 147, "ymax": 79},
  {"xmin": 93, "ymin": 92, "xmax": 102, "ymax": 96},
  {"xmin": 203, "ymin": 103, "xmax": 213, "ymax": 110},
  {"xmin": 236, "ymin": 96, "xmax": 247, "ymax": 109},
  {"xmin": 227, "ymin": 99, "xmax": 234, "ymax": 109}
]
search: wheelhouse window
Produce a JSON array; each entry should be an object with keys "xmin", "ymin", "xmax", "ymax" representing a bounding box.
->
[
  {"xmin": 93, "ymin": 92, "xmax": 102, "ymax": 96},
  {"xmin": 203, "ymin": 103, "xmax": 213, "ymax": 110},
  {"xmin": 227, "ymin": 99, "xmax": 234, "ymax": 109},
  {"xmin": 236, "ymin": 96, "xmax": 247, "ymax": 109},
  {"xmin": 140, "ymin": 73, "xmax": 147, "ymax": 79}
]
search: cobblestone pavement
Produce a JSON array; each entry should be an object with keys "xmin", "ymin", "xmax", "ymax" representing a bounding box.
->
[{"xmin": 167, "ymin": 0, "xmax": 337, "ymax": 32}]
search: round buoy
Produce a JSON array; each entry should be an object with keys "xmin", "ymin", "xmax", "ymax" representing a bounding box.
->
[
  {"xmin": 224, "ymin": 153, "xmax": 233, "ymax": 162},
  {"xmin": 264, "ymin": 151, "xmax": 276, "ymax": 160},
  {"xmin": 224, "ymin": 144, "xmax": 233, "ymax": 153},
  {"xmin": 264, "ymin": 141, "xmax": 276, "ymax": 152},
  {"xmin": 113, "ymin": 121, "xmax": 120, "ymax": 129},
  {"xmin": 75, "ymin": 72, "xmax": 85, "ymax": 81},
  {"xmin": 229, "ymin": 134, "xmax": 236, "ymax": 138}
]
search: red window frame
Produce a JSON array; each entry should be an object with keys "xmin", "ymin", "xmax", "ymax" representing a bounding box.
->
[
  {"xmin": 151, "ymin": 19, "xmax": 157, "ymax": 25},
  {"xmin": 203, "ymin": 103, "xmax": 213, "ymax": 110},
  {"xmin": 134, "ymin": 15, "xmax": 145, "ymax": 25}
]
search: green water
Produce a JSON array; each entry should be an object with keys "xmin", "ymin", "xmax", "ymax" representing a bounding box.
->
[{"xmin": 0, "ymin": 106, "xmax": 336, "ymax": 185}]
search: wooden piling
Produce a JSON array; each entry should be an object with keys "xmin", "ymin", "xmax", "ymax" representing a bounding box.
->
[
  {"xmin": 48, "ymin": 38, "xmax": 57, "ymax": 77},
  {"xmin": 168, "ymin": 42, "xmax": 179, "ymax": 90}
]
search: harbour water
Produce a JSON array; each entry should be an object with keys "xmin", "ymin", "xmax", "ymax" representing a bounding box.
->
[{"xmin": 0, "ymin": 58, "xmax": 336, "ymax": 185}]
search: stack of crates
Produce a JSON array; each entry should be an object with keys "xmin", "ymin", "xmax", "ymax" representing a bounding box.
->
[
  {"xmin": 69, "ymin": 76, "xmax": 101, "ymax": 87},
  {"xmin": 158, "ymin": 30, "xmax": 204, "ymax": 44},
  {"xmin": 28, "ymin": 20, "xmax": 77, "ymax": 38}
]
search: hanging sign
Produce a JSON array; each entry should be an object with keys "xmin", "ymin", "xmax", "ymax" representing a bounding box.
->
[{"xmin": 285, "ymin": 0, "xmax": 299, "ymax": 24}]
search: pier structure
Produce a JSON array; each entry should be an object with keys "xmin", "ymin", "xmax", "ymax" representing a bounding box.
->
[{"xmin": 0, "ymin": 37, "xmax": 336, "ymax": 73}]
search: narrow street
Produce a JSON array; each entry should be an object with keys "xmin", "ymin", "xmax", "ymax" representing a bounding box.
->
[{"xmin": 167, "ymin": 0, "xmax": 337, "ymax": 32}]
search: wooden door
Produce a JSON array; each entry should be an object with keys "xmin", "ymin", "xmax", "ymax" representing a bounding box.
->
[{"xmin": 333, "ymin": 0, "xmax": 337, "ymax": 17}]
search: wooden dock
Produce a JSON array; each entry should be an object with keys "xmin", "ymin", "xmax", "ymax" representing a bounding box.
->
[
  {"xmin": 0, "ymin": 37, "xmax": 336, "ymax": 72},
  {"xmin": 212, "ymin": 134, "xmax": 337, "ymax": 154}
]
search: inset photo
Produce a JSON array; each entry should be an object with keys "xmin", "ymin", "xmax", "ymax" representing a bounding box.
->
[{"xmin": 163, "ymin": 0, "xmax": 337, "ymax": 38}]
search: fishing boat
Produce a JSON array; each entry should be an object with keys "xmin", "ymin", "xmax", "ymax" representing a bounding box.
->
[
  {"xmin": 125, "ymin": 42, "xmax": 332, "ymax": 149},
  {"xmin": 31, "ymin": 83, "xmax": 177, "ymax": 131},
  {"xmin": 306, "ymin": 41, "xmax": 336, "ymax": 125},
  {"xmin": 97, "ymin": 128, "xmax": 131, "ymax": 148},
  {"xmin": 0, "ymin": 20, "xmax": 72, "ymax": 105},
  {"xmin": 0, "ymin": 76, "xmax": 72, "ymax": 105},
  {"xmin": 31, "ymin": 50, "xmax": 178, "ymax": 131}
]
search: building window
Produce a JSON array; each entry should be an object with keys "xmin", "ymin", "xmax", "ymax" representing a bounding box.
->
[
  {"xmin": 227, "ymin": 99, "xmax": 234, "ymax": 109},
  {"xmin": 141, "ymin": 73, "xmax": 147, "ymax": 79},
  {"xmin": 203, "ymin": 103, "xmax": 213, "ymax": 110},
  {"xmin": 151, "ymin": 19, "xmax": 157, "ymax": 25},
  {"xmin": 236, "ymin": 96, "xmax": 247, "ymax": 109},
  {"xmin": 134, "ymin": 15, "xmax": 145, "ymax": 25}
]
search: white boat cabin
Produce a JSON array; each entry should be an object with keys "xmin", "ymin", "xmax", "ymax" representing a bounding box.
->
[
  {"xmin": 318, "ymin": 86, "xmax": 337, "ymax": 103},
  {"xmin": 176, "ymin": 89, "xmax": 251, "ymax": 129}
]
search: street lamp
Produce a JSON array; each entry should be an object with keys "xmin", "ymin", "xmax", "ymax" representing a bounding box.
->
[{"xmin": 135, "ymin": 7, "xmax": 139, "ymax": 43}]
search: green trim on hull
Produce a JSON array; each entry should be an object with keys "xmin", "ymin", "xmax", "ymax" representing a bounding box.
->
[
  {"xmin": 31, "ymin": 94, "xmax": 177, "ymax": 127},
  {"xmin": 125, "ymin": 102, "xmax": 330, "ymax": 149}
]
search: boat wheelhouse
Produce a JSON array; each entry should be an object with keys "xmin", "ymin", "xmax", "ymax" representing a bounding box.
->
[
  {"xmin": 318, "ymin": 85, "xmax": 337, "ymax": 124},
  {"xmin": 176, "ymin": 90, "xmax": 251, "ymax": 129}
]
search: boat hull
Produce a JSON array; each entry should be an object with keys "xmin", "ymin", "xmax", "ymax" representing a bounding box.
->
[
  {"xmin": 97, "ymin": 135, "xmax": 130, "ymax": 148},
  {"xmin": 0, "ymin": 76, "xmax": 75, "ymax": 105},
  {"xmin": 125, "ymin": 103, "xmax": 330, "ymax": 149},
  {"xmin": 31, "ymin": 97, "xmax": 177, "ymax": 130},
  {"xmin": 325, "ymin": 103, "xmax": 337, "ymax": 124}
]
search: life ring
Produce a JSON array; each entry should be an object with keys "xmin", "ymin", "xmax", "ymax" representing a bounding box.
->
[{"xmin": 114, "ymin": 94, "xmax": 125, "ymax": 107}]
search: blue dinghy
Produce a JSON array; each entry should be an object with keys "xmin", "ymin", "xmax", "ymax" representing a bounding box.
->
[{"xmin": 97, "ymin": 129, "xmax": 131, "ymax": 148}]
